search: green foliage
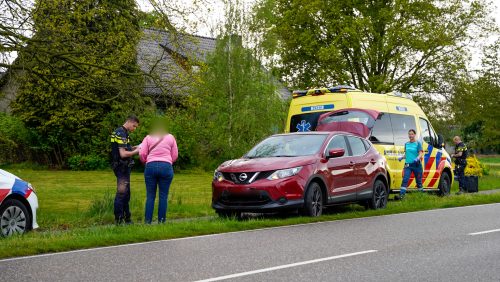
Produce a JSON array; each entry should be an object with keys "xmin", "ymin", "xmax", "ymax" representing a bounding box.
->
[
  {"xmin": 0, "ymin": 113, "xmax": 32, "ymax": 164},
  {"xmin": 67, "ymin": 154, "xmax": 109, "ymax": 171},
  {"xmin": 252, "ymin": 0, "xmax": 492, "ymax": 93},
  {"xmin": 183, "ymin": 5, "xmax": 286, "ymax": 169},
  {"xmin": 11, "ymin": 0, "xmax": 150, "ymax": 167},
  {"xmin": 451, "ymin": 40, "xmax": 500, "ymax": 153}
]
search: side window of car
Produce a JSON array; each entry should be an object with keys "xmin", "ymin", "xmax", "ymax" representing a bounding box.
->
[
  {"xmin": 326, "ymin": 135, "xmax": 350, "ymax": 156},
  {"xmin": 370, "ymin": 113, "xmax": 394, "ymax": 144},
  {"xmin": 347, "ymin": 136, "xmax": 367, "ymax": 156},
  {"xmin": 362, "ymin": 138, "xmax": 371, "ymax": 150},
  {"xmin": 390, "ymin": 114, "xmax": 417, "ymax": 146}
]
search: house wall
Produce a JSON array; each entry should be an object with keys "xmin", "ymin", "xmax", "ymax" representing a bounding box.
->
[{"xmin": 0, "ymin": 73, "xmax": 21, "ymax": 113}]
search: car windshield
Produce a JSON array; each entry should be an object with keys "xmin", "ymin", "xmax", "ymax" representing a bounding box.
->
[{"xmin": 245, "ymin": 134, "xmax": 328, "ymax": 158}]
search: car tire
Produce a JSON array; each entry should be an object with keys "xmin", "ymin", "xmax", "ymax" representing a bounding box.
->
[
  {"xmin": 438, "ymin": 172, "xmax": 451, "ymax": 196},
  {"xmin": 216, "ymin": 210, "xmax": 241, "ymax": 219},
  {"xmin": 369, "ymin": 179, "xmax": 388, "ymax": 209},
  {"xmin": 302, "ymin": 182, "xmax": 323, "ymax": 217},
  {"xmin": 0, "ymin": 199, "xmax": 31, "ymax": 237}
]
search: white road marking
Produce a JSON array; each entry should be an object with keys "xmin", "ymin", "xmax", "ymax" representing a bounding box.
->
[
  {"xmin": 194, "ymin": 250, "xmax": 378, "ymax": 282},
  {"xmin": 468, "ymin": 228, "xmax": 500, "ymax": 236}
]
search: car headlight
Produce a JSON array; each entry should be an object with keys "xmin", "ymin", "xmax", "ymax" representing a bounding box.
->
[
  {"xmin": 267, "ymin": 166, "xmax": 302, "ymax": 180},
  {"xmin": 213, "ymin": 170, "xmax": 224, "ymax": 182}
]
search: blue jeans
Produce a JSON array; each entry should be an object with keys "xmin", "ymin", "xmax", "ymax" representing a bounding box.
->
[
  {"xmin": 400, "ymin": 162, "xmax": 423, "ymax": 195},
  {"xmin": 113, "ymin": 166, "xmax": 131, "ymax": 222},
  {"xmin": 144, "ymin": 161, "xmax": 174, "ymax": 223}
]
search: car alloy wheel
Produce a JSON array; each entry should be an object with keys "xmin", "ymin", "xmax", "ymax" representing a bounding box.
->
[
  {"xmin": 369, "ymin": 179, "xmax": 387, "ymax": 209},
  {"xmin": 303, "ymin": 182, "xmax": 323, "ymax": 217},
  {"xmin": 0, "ymin": 199, "xmax": 29, "ymax": 237},
  {"xmin": 372, "ymin": 180, "xmax": 388, "ymax": 210}
]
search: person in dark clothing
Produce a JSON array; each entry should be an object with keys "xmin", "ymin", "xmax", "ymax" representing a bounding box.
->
[
  {"xmin": 452, "ymin": 136, "xmax": 468, "ymax": 194},
  {"xmin": 110, "ymin": 115, "xmax": 140, "ymax": 224}
]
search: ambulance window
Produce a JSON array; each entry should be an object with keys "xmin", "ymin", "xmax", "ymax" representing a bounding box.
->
[
  {"xmin": 290, "ymin": 112, "xmax": 326, "ymax": 132},
  {"xmin": 419, "ymin": 118, "xmax": 437, "ymax": 146},
  {"xmin": 390, "ymin": 114, "xmax": 417, "ymax": 146},
  {"xmin": 370, "ymin": 113, "xmax": 394, "ymax": 144}
]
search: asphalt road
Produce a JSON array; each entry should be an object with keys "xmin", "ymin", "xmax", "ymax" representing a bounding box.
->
[{"xmin": 1, "ymin": 204, "xmax": 500, "ymax": 282}]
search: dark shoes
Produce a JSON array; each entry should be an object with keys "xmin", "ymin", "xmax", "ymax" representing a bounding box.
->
[
  {"xmin": 394, "ymin": 194, "xmax": 405, "ymax": 201},
  {"xmin": 115, "ymin": 218, "xmax": 134, "ymax": 225}
]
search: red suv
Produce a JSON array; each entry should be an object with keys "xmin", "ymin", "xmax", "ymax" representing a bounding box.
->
[{"xmin": 212, "ymin": 131, "xmax": 388, "ymax": 217}]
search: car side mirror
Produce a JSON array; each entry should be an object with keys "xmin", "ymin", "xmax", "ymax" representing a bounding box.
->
[
  {"xmin": 437, "ymin": 134, "xmax": 444, "ymax": 149},
  {"xmin": 327, "ymin": 148, "xmax": 345, "ymax": 159}
]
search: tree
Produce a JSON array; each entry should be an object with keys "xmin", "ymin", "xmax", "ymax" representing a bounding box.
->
[
  {"xmin": 451, "ymin": 39, "xmax": 500, "ymax": 153},
  {"xmin": 10, "ymin": 0, "xmax": 148, "ymax": 166},
  {"xmin": 251, "ymin": 0, "xmax": 494, "ymax": 94},
  {"xmin": 178, "ymin": 1, "xmax": 286, "ymax": 168}
]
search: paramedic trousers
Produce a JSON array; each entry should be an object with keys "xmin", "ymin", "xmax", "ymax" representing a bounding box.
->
[{"xmin": 400, "ymin": 162, "xmax": 423, "ymax": 196}]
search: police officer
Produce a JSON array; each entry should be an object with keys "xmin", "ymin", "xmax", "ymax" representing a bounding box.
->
[
  {"xmin": 111, "ymin": 115, "xmax": 140, "ymax": 224},
  {"xmin": 452, "ymin": 136, "xmax": 468, "ymax": 194}
]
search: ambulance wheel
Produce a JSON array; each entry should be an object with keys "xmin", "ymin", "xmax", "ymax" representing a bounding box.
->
[
  {"xmin": 438, "ymin": 173, "xmax": 451, "ymax": 196},
  {"xmin": 0, "ymin": 199, "xmax": 31, "ymax": 237}
]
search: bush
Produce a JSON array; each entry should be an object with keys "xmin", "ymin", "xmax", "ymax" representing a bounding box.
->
[
  {"xmin": 0, "ymin": 113, "xmax": 32, "ymax": 164},
  {"xmin": 465, "ymin": 155, "xmax": 486, "ymax": 177},
  {"xmin": 68, "ymin": 154, "xmax": 109, "ymax": 171}
]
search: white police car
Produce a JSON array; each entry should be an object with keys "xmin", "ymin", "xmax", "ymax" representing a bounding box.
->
[{"xmin": 0, "ymin": 169, "xmax": 39, "ymax": 236}]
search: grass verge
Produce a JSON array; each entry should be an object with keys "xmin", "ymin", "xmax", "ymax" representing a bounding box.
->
[{"xmin": 1, "ymin": 192, "xmax": 500, "ymax": 259}]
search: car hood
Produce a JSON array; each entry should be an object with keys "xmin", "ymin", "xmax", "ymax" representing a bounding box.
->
[{"xmin": 217, "ymin": 156, "xmax": 317, "ymax": 172}]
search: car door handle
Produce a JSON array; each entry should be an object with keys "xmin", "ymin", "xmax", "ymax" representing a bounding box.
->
[
  {"xmin": 349, "ymin": 161, "xmax": 355, "ymax": 167},
  {"xmin": 370, "ymin": 159, "xmax": 377, "ymax": 165}
]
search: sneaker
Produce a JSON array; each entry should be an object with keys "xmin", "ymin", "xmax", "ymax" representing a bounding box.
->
[
  {"xmin": 124, "ymin": 219, "xmax": 134, "ymax": 225},
  {"xmin": 456, "ymin": 190, "xmax": 464, "ymax": 195},
  {"xmin": 394, "ymin": 194, "xmax": 405, "ymax": 200}
]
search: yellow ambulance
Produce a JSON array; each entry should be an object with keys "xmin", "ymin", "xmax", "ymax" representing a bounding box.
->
[{"xmin": 285, "ymin": 85, "xmax": 453, "ymax": 195}]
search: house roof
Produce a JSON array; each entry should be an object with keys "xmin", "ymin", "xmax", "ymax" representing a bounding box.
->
[
  {"xmin": 138, "ymin": 28, "xmax": 217, "ymax": 96},
  {"xmin": 137, "ymin": 28, "xmax": 290, "ymax": 99}
]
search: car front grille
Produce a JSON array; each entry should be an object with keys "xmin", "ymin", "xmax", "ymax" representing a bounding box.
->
[{"xmin": 221, "ymin": 171, "xmax": 275, "ymax": 184}]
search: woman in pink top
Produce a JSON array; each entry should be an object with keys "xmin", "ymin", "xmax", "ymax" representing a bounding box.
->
[{"xmin": 139, "ymin": 122, "xmax": 178, "ymax": 224}]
